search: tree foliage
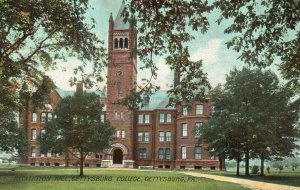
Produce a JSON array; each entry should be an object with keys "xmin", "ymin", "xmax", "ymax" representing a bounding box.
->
[
  {"xmin": 122, "ymin": 0, "xmax": 212, "ymax": 107},
  {"xmin": 201, "ymin": 67, "xmax": 300, "ymax": 176},
  {"xmin": 38, "ymin": 92, "xmax": 114, "ymax": 176},
  {"xmin": 0, "ymin": 0, "xmax": 106, "ymax": 112},
  {"xmin": 214, "ymin": 0, "xmax": 300, "ymax": 89}
]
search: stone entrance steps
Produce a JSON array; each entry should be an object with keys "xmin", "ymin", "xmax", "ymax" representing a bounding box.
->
[{"xmin": 111, "ymin": 164, "xmax": 124, "ymax": 168}]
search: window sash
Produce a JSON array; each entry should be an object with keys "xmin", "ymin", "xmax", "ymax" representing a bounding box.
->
[
  {"xmin": 166, "ymin": 132, "xmax": 171, "ymax": 141},
  {"xmin": 166, "ymin": 113, "xmax": 171, "ymax": 123},
  {"xmin": 138, "ymin": 132, "xmax": 143, "ymax": 142},
  {"xmin": 144, "ymin": 114, "xmax": 150, "ymax": 123},
  {"xmin": 196, "ymin": 104, "xmax": 203, "ymax": 115},
  {"xmin": 138, "ymin": 115, "xmax": 143, "ymax": 124},
  {"xmin": 31, "ymin": 147, "xmax": 36, "ymax": 157},
  {"xmin": 181, "ymin": 124, "xmax": 187, "ymax": 136},
  {"xmin": 182, "ymin": 106, "xmax": 188, "ymax": 115},
  {"xmin": 41, "ymin": 112, "xmax": 47, "ymax": 122},
  {"xmin": 32, "ymin": 113, "xmax": 37, "ymax": 122},
  {"xmin": 165, "ymin": 148, "xmax": 171, "ymax": 160},
  {"xmin": 159, "ymin": 113, "xmax": 165, "ymax": 123},
  {"xmin": 121, "ymin": 130, "xmax": 125, "ymax": 138},
  {"xmin": 159, "ymin": 132, "xmax": 165, "ymax": 142},
  {"xmin": 144, "ymin": 132, "xmax": 149, "ymax": 142},
  {"xmin": 194, "ymin": 122, "xmax": 203, "ymax": 137},
  {"xmin": 195, "ymin": 147, "xmax": 202, "ymax": 159},
  {"xmin": 138, "ymin": 149, "xmax": 147, "ymax": 159},
  {"xmin": 181, "ymin": 147, "xmax": 187, "ymax": 159},
  {"xmin": 158, "ymin": 149, "xmax": 164, "ymax": 159},
  {"xmin": 31, "ymin": 129, "xmax": 37, "ymax": 140}
]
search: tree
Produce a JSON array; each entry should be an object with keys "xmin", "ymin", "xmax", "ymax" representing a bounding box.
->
[
  {"xmin": 124, "ymin": 0, "xmax": 300, "ymax": 89},
  {"xmin": 38, "ymin": 92, "xmax": 114, "ymax": 176},
  {"xmin": 213, "ymin": 0, "xmax": 300, "ymax": 90},
  {"xmin": 0, "ymin": 0, "xmax": 106, "ymax": 114},
  {"xmin": 0, "ymin": 109, "xmax": 27, "ymax": 162},
  {"xmin": 0, "ymin": 0, "xmax": 106, "ymax": 163},
  {"xmin": 201, "ymin": 67, "xmax": 300, "ymax": 176}
]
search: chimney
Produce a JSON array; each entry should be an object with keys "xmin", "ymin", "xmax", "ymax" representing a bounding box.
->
[{"xmin": 76, "ymin": 82, "xmax": 83, "ymax": 94}]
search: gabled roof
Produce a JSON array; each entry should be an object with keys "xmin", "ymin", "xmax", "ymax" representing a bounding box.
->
[
  {"xmin": 140, "ymin": 90, "xmax": 174, "ymax": 111},
  {"xmin": 114, "ymin": 1, "xmax": 130, "ymax": 30}
]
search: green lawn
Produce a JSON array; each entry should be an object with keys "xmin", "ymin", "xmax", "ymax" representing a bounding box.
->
[
  {"xmin": 0, "ymin": 167, "xmax": 250, "ymax": 190},
  {"xmin": 197, "ymin": 167, "xmax": 300, "ymax": 187}
]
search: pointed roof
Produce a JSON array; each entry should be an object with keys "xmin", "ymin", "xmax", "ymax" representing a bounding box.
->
[{"xmin": 114, "ymin": 1, "xmax": 130, "ymax": 30}]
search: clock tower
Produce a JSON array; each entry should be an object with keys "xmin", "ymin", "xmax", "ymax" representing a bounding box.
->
[{"xmin": 105, "ymin": 1, "xmax": 137, "ymax": 166}]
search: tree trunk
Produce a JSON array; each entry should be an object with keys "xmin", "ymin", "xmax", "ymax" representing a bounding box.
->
[
  {"xmin": 245, "ymin": 149, "xmax": 250, "ymax": 176},
  {"xmin": 236, "ymin": 159, "xmax": 240, "ymax": 176},
  {"xmin": 79, "ymin": 153, "xmax": 84, "ymax": 176},
  {"xmin": 260, "ymin": 156, "xmax": 264, "ymax": 176}
]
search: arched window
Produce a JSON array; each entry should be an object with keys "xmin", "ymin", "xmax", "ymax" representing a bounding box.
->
[
  {"xmin": 158, "ymin": 148, "xmax": 164, "ymax": 159},
  {"xmin": 165, "ymin": 148, "xmax": 171, "ymax": 160},
  {"xmin": 119, "ymin": 38, "xmax": 124, "ymax": 49},
  {"xmin": 114, "ymin": 38, "xmax": 118, "ymax": 49},
  {"xmin": 124, "ymin": 38, "xmax": 128, "ymax": 49}
]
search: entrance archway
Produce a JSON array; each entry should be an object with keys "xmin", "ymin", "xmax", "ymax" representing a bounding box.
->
[{"xmin": 113, "ymin": 149, "xmax": 123, "ymax": 164}]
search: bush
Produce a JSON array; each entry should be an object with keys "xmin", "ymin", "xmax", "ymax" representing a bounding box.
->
[{"xmin": 251, "ymin": 165, "xmax": 259, "ymax": 174}]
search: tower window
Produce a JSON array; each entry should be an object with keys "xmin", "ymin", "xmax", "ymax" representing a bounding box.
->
[
  {"xmin": 114, "ymin": 38, "xmax": 118, "ymax": 49},
  {"xmin": 119, "ymin": 38, "xmax": 124, "ymax": 49},
  {"xmin": 124, "ymin": 38, "xmax": 128, "ymax": 49}
]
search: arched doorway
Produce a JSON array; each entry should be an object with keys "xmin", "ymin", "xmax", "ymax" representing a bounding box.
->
[{"xmin": 113, "ymin": 149, "xmax": 123, "ymax": 164}]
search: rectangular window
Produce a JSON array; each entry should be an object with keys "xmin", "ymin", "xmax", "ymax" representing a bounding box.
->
[
  {"xmin": 47, "ymin": 152, "xmax": 52, "ymax": 157},
  {"xmin": 159, "ymin": 113, "xmax": 165, "ymax": 123},
  {"xmin": 32, "ymin": 112, "xmax": 37, "ymax": 122},
  {"xmin": 138, "ymin": 114, "xmax": 143, "ymax": 124},
  {"xmin": 166, "ymin": 131, "xmax": 171, "ymax": 141},
  {"xmin": 31, "ymin": 129, "xmax": 36, "ymax": 140},
  {"xmin": 144, "ymin": 132, "xmax": 149, "ymax": 142},
  {"xmin": 138, "ymin": 132, "xmax": 143, "ymax": 142},
  {"xmin": 144, "ymin": 114, "xmax": 150, "ymax": 123},
  {"xmin": 158, "ymin": 148, "xmax": 164, "ymax": 159},
  {"xmin": 41, "ymin": 129, "xmax": 46, "ymax": 135},
  {"xmin": 181, "ymin": 146, "xmax": 187, "ymax": 159},
  {"xmin": 195, "ymin": 146, "xmax": 202, "ymax": 159},
  {"xmin": 41, "ymin": 153, "xmax": 45, "ymax": 157},
  {"xmin": 120, "ymin": 112, "xmax": 123, "ymax": 119},
  {"xmin": 100, "ymin": 114, "xmax": 105, "ymax": 122},
  {"xmin": 166, "ymin": 113, "xmax": 172, "ymax": 123},
  {"xmin": 138, "ymin": 148, "xmax": 147, "ymax": 159},
  {"xmin": 31, "ymin": 147, "xmax": 36, "ymax": 157},
  {"xmin": 121, "ymin": 130, "xmax": 125, "ymax": 139},
  {"xmin": 41, "ymin": 112, "xmax": 47, "ymax": 122},
  {"xmin": 194, "ymin": 122, "xmax": 203, "ymax": 137},
  {"xmin": 116, "ymin": 130, "xmax": 120, "ymax": 138},
  {"xmin": 181, "ymin": 123, "xmax": 188, "ymax": 137},
  {"xmin": 182, "ymin": 106, "xmax": 188, "ymax": 115},
  {"xmin": 159, "ymin": 132, "xmax": 165, "ymax": 142},
  {"xmin": 196, "ymin": 104, "xmax": 203, "ymax": 115},
  {"xmin": 165, "ymin": 148, "xmax": 171, "ymax": 160},
  {"xmin": 47, "ymin": 112, "xmax": 53, "ymax": 121}
]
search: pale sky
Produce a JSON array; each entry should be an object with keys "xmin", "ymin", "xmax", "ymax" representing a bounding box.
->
[{"xmin": 47, "ymin": 0, "xmax": 279, "ymax": 91}]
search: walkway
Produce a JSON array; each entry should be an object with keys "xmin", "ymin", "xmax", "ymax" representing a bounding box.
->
[{"xmin": 182, "ymin": 172, "xmax": 300, "ymax": 190}]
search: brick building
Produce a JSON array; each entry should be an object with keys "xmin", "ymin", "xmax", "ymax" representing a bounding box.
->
[{"xmin": 21, "ymin": 2, "xmax": 222, "ymax": 170}]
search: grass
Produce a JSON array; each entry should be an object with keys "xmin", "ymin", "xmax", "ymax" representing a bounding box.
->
[
  {"xmin": 0, "ymin": 166, "xmax": 250, "ymax": 190},
  {"xmin": 196, "ymin": 167, "xmax": 300, "ymax": 187}
]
